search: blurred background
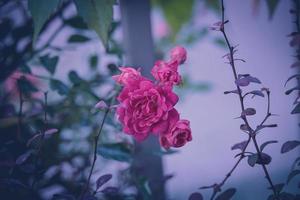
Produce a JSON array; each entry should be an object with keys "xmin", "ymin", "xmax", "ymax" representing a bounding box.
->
[{"xmin": 0, "ymin": 0, "xmax": 299, "ymax": 200}]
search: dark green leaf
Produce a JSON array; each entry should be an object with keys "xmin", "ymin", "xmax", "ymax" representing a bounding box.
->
[
  {"xmin": 40, "ymin": 54, "xmax": 59, "ymax": 75},
  {"xmin": 292, "ymin": 103, "xmax": 300, "ymax": 114},
  {"xmin": 19, "ymin": 64, "xmax": 32, "ymax": 74},
  {"xmin": 260, "ymin": 140, "xmax": 278, "ymax": 152},
  {"xmin": 28, "ymin": 0, "xmax": 61, "ymax": 45},
  {"xmin": 248, "ymin": 154, "xmax": 258, "ymax": 167},
  {"xmin": 266, "ymin": 0, "xmax": 280, "ymax": 19},
  {"xmin": 287, "ymin": 170, "xmax": 300, "ymax": 184},
  {"xmin": 50, "ymin": 79, "xmax": 69, "ymax": 95},
  {"xmin": 18, "ymin": 76, "xmax": 38, "ymax": 93},
  {"xmin": 68, "ymin": 71, "xmax": 81, "ymax": 84},
  {"xmin": 214, "ymin": 38, "xmax": 226, "ymax": 48},
  {"xmin": 67, "ymin": 34, "xmax": 90, "ymax": 43},
  {"xmin": 89, "ymin": 55, "xmax": 98, "ymax": 69},
  {"xmin": 73, "ymin": 0, "xmax": 114, "ymax": 47},
  {"xmin": 97, "ymin": 143, "xmax": 133, "ymax": 162},
  {"xmin": 64, "ymin": 16, "xmax": 88, "ymax": 29},
  {"xmin": 215, "ymin": 188, "xmax": 236, "ymax": 200},
  {"xmin": 281, "ymin": 140, "xmax": 300, "ymax": 153}
]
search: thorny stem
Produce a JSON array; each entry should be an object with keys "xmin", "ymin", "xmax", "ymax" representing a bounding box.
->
[
  {"xmin": 210, "ymin": 0, "xmax": 278, "ymax": 199},
  {"xmin": 79, "ymin": 108, "xmax": 110, "ymax": 199},
  {"xmin": 210, "ymin": 136, "xmax": 251, "ymax": 200}
]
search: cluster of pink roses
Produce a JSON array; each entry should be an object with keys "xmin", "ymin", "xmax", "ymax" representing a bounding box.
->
[{"xmin": 113, "ymin": 46, "xmax": 192, "ymax": 149}]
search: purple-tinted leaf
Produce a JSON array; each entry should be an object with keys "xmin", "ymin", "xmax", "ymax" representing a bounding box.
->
[
  {"xmin": 242, "ymin": 108, "xmax": 256, "ymax": 116},
  {"xmin": 246, "ymin": 76, "xmax": 261, "ymax": 84},
  {"xmin": 291, "ymin": 103, "xmax": 300, "ymax": 114},
  {"xmin": 249, "ymin": 90, "xmax": 265, "ymax": 98},
  {"xmin": 279, "ymin": 192, "xmax": 295, "ymax": 200},
  {"xmin": 292, "ymin": 157, "xmax": 300, "ymax": 170},
  {"xmin": 285, "ymin": 74, "xmax": 300, "ymax": 87},
  {"xmin": 231, "ymin": 140, "xmax": 248, "ymax": 151},
  {"xmin": 291, "ymin": 61, "xmax": 300, "ymax": 68},
  {"xmin": 16, "ymin": 151, "xmax": 32, "ymax": 165},
  {"xmin": 248, "ymin": 154, "xmax": 258, "ymax": 167},
  {"xmin": 235, "ymin": 78, "xmax": 250, "ymax": 87},
  {"xmin": 199, "ymin": 184, "xmax": 215, "ymax": 190},
  {"xmin": 45, "ymin": 128, "xmax": 58, "ymax": 135},
  {"xmin": 215, "ymin": 188, "xmax": 236, "ymax": 200},
  {"xmin": 285, "ymin": 86, "xmax": 300, "ymax": 95},
  {"xmin": 101, "ymin": 186, "xmax": 118, "ymax": 194},
  {"xmin": 290, "ymin": 35, "xmax": 300, "ymax": 46},
  {"xmin": 256, "ymin": 124, "xmax": 278, "ymax": 132},
  {"xmin": 96, "ymin": 174, "xmax": 112, "ymax": 189},
  {"xmin": 224, "ymin": 90, "xmax": 239, "ymax": 95},
  {"xmin": 240, "ymin": 124, "xmax": 249, "ymax": 131},
  {"xmin": 281, "ymin": 141, "xmax": 300, "ymax": 153},
  {"xmin": 189, "ymin": 192, "xmax": 203, "ymax": 200},
  {"xmin": 94, "ymin": 100, "xmax": 108, "ymax": 110},
  {"xmin": 260, "ymin": 140, "xmax": 278, "ymax": 152},
  {"xmin": 287, "ymin": 170, "xmax": 300, "ymax": 184},
  {"xmin": 256, "ymin": 153, "xmax": 272, "ymax": 165}
]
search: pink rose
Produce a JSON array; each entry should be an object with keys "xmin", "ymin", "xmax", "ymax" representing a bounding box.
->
[
  {"xmin": 170, "ymin": 46, "xmax": 187, "ymax": 64},
  {"xmin": 159, "ymin": 119, "xmax": 192, "ymax": 149},
  {"xmin": 116, "ymin": 80, "xmax": 179, "ymax": 141},
  {"xmin": 151, "ymin": 60, "xmax": 181, "ymax": 86},
  {"xmin": 112, "ymin": 67, "xmax": 143, "ymax": 86}
]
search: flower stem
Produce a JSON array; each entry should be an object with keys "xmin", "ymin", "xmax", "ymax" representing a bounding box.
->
[{"xmin": 79, "ymin": 108, "xmax": 110, "ymax": 199}]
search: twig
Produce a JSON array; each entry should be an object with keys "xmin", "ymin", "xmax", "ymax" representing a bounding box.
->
[
  {"xmin": 79, "ymin": 108, "xmax": 110, "ymax": 199},
  {"xmin": 210, "ymin": 136, "xmax": 251, "ymax": 200}
]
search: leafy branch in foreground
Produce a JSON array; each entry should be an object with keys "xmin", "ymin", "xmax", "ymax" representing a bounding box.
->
[{"xmin": 190, "ymin": 0, "xmax": 283, "ymax": 199}]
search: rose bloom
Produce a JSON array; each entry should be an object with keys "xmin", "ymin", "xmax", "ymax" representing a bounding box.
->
[
  {"xmin": 170, "ymin": 46, "xmax": 187, "ymax": 64},
  {"xmin": 159, "ymin": 119, "xmax": 192, "ymax": 149},
  {"xmin": 151, "ymin": 60, "xmax": 181, "ymax": 86},
  {"xmin": 116, "ymin": 80, "xmax": 179, "ymax": 141},
  {"xmin": 112, "ymin": 67, "xmax": 143, "ymax": 86}
]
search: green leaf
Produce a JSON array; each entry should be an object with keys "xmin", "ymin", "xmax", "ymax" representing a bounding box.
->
[
  {"xmin": 28, "ymin": 0, "xmax": 61, "ymax": 45},
  {"xmin": 18, "ymin": 76, "xmax": 38, "ymax": 93},
  {"xmin": 68, "ymin": 71, "xmax": 81, "ymax": 85},
  {"xmin": 73, "ymin": 0, "xmax": 114, "ymax": 48},
  {"xmin": 97, "ymin": 143, "xmax": 133, "ymax": 162},
  {"xmin": 50, "ymin": 79, "xmax": 69, "ymax": 95},
  {"xmin": 39, "ymin": 54, "xmax": 59, "ymax": 75},
  {"xmin": 153, "ymin": 0, "xmax": 194, "ymax": 37},
  {"xmin": 64, "ymin": 16, "xmax": 88, "ymax": 29},
  {"xmin": 292, "ymin": 103, "xmax": 300, "ymax": 114},
  {"xmin": 89, "ymin": 55, "xmax": 98, "ymax": 69},
  {"xmin": 67, "ymin": 34, "xmax": 90, "ymax": 43},
  {"xmin": 266, "ymin": 0, "xmax": 280, "ymax": 20},
  {"xmin": 287, "ymin": 170, "xmax": 300, "ymax": 184},
  {"xmin": 215, "ymin": 188, "xmax": 236, "ymax": 200}
]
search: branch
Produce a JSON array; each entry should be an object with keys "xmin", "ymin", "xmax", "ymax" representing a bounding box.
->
[
  {"xmin": 79, "ymin": 108, "xmax": 110, "ymax": 199},
  {"xmin": 211, "ymin": 0, "xmax": 278, "ymax": 199}
]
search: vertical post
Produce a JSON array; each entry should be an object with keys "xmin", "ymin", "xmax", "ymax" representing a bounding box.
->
[{"xmin": 120, "ymin": 0, "xmax": 165, "ymax": 199}]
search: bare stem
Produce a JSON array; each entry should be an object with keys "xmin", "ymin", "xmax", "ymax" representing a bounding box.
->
[{"xmin": 79, "ymin": 108, "xmax": 110, "ymax": 199}]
